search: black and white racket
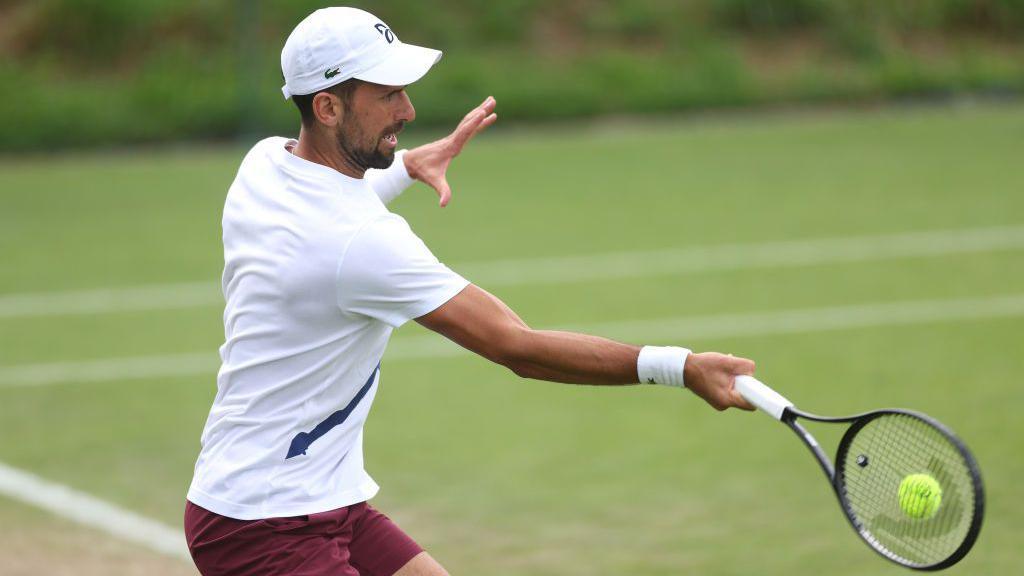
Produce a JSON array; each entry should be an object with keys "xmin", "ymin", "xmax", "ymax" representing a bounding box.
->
[{"xmin": 734, "ymin": 376, "xmax": 984, "ymax": 571}]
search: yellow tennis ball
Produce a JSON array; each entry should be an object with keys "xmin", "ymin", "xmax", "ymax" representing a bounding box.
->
[{"xmin": 898, "ymin": 474, "xmax": 942, "ymax": 519}]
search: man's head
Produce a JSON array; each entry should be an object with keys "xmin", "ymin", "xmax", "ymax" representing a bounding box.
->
[
  {"xmin": 292, "ymin": 78, "xmax": 415, "ymax": 170},
  {"xmin": 280, "ymin": 7, "xmax": 440, "ymax": 171}
]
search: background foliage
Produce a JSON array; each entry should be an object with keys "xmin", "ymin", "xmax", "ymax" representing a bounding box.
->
[{"xmin": 2, "ymin": 0, "xmax": 1023, "ymax": 150}]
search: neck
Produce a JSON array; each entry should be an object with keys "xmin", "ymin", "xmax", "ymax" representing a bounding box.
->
[{"xmin": 292, "ymin": 126, "xmax": 365, "ymax": 179}]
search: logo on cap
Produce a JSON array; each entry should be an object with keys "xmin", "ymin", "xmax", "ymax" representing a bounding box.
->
[
  {"xmin": 325, "ymin": 67, "xmax": 341, "ymax": 79},
  {"xmin": 374, "ymin": 23, "xmax": 395, "ymax": 44}
]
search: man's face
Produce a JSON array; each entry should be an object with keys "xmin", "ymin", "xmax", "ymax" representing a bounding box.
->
[{"xmin": 333, "ymin": 82, "xmax": 416, "ymax": 171}]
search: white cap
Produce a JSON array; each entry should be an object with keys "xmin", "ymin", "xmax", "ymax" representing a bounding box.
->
[{"xmin": 280, "ymin": 7, "xmax": 442, "ymax": 99}]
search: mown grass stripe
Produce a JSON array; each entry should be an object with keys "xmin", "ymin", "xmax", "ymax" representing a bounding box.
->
[
  {"xmin": 1, "ymin": 225, "xmax": 1022, "ymax": 319},
  {"xmin": 2, "ymin": 293, "xmax": 1022, "ymax": 388}
]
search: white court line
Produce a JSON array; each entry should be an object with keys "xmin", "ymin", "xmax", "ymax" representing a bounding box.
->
[
  {"xmin": 0, "ymin": 460, "xmax": 190, "ymax": 561},
  {"xmin": 0, "ymin": 353, "xmax": 215, "ymax": 388},
  {"xmin": 2, "ymin": 225, "xmax": 1023, "ymax": 318},
  {"xmin": 0, "ymin": 282, "xmax": 214, "ymax": 319},
  {"xmin": 2, "ymin": 293, "xmax": 1023, "ymax": 388},
  {"xmin": 461, "ymin": 224, "xmax": 1024, "ymax": 286}
]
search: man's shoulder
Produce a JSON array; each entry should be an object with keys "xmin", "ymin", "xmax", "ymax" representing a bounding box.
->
[
  {"xmin": 223, "ymin": 137, "xmax": 289, "ymax": 191},
  {"xmin": 250, "ymin": 135, "xmax": 291, "ymax": 153},
  {"xmin": 238, "ymin": 136, "xmax": 290, "ymax": 170}
]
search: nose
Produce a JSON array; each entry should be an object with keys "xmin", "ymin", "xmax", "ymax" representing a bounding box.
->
[{"xmin": 397, "ymin": 90, "xmax": 415, "ymax": 123}]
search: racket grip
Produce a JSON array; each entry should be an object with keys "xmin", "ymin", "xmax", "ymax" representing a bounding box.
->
[{"xmin": 734, "ymin": 375, "xmax": 794, "ymax": 420}]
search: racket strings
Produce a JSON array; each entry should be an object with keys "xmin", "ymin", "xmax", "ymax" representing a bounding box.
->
[
  {"xmin": 849, "ymin": 416, "xmax": 966, "ymax": 562},
  {"xmin": 837, "ymin": 413, "xmax": 977, "ymax": 567}
]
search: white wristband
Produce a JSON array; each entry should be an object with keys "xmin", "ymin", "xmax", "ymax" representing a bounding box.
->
[{"xmin": 637, "ymin": 346, "xmax": 691, "ymax": 388}]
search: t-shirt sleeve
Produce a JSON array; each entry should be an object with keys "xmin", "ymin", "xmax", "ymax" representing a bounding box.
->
[
  {"xmin": 336, "ymin": 214, "xmax": 469, "ymax": 327},
  {"xmin": 364, "ymin": 150, "xmax": 416, "ymax": 205}
]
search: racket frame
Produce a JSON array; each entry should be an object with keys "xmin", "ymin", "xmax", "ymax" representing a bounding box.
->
[{"xmin": 780, "ymin": 405, "xmax": 985, "ymax": 571}]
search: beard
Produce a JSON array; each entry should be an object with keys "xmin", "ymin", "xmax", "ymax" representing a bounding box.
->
[{"xmin": 334, "ymin": 120, "xmax": 402, "ymax": 172}]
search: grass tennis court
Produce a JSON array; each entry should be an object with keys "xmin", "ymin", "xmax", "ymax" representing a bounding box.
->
[{"xmin": 1, "ymin": 103, "xmax": 1022, "ymax": 575}]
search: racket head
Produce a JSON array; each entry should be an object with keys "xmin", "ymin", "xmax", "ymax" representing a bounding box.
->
[{"xmin": 833, "ymin": 410, "xmax": 984, "ymax": 571}]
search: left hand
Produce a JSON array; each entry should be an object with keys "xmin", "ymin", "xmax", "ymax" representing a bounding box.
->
[{"xmin": 404, "ymin": 96, "xmax": 497, "ymax": 207}]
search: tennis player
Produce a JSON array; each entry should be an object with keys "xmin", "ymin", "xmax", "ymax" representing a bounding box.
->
[{"xmin": 184, "ymin": 7, "xmax": 756, "ymax": 576}]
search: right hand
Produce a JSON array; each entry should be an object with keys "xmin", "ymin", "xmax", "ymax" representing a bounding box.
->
[{"xmin": 683, "ymin": 352, "xmax": 757, "ymax": 411}]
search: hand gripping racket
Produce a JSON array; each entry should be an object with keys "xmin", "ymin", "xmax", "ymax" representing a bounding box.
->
[{"xmin": 734, "ymin": 376, "xmax": 984, "ymax": 571}]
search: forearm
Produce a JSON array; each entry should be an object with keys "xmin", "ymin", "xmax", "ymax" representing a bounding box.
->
[
  {"xmin": 501, "ymin": 328, "xmax": 642, "ymax": 385},
  {"xmin": 418, "ymin": 284, "xmax": 694, "ymax": 387},
  {"xmin": 417, "ymin": 285, "xmax": 641, "ymax": 384}
]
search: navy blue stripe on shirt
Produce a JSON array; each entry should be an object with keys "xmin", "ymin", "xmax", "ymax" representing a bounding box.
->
[{"xmin": 286, "ymin": 362, "xmax": 380, "ymax": 460}]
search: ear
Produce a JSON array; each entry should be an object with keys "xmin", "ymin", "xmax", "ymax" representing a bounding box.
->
[{"xmin": 312, "ymin": 92, "xmax": 343, "ymax": 127}]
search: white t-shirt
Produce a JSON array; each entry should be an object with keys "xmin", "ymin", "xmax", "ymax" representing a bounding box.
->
[{"xmin": 187, "ymin": 137, "xmax": 469, "ymax": 520}]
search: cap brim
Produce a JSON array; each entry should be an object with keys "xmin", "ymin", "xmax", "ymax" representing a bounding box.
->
[{"xmin": 354, "ymin": 43, "xmax": 442, "ymax": 86}]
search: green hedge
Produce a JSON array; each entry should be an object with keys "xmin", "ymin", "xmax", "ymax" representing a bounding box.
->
[{"xmin": 2, "ymin": 0, "xmax": 1023, "ymax": 151}]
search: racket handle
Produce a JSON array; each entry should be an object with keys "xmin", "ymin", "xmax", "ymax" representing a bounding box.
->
[{"xmin": 734, "ymin": 375, "xmax": 794, "ymax": 420}]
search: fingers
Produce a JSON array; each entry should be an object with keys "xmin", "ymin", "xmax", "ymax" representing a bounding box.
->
[
  {"xmin": 475, "ymin": 95, "xmax": 496, "ymax": 116},
  {"xmin": 436, "ymin": 178, "xmax": 452, "ymax": 208},
  {"xmin": 474, "ymin": 112, "xmax": 498, "ymax": 136},
  {"xmin": 456, "ymin": 97, "xmax": 494, "ymax": 132},
  {"xmin": 730, "ymin": 387, "xmax": 757, "ymax": 411},
  {"xmin": 724, "ymin": 355, "xmax": 756, "ymax": 410},
  {"xmin": 449, "ymin": 113, "xmax": 484, "ymax": 153},
  {"xmin": 727, "ymin": 355, "xmax": 756, "ymax": 375},
  {"xmin": 455, "ymin": 108, "xmax": 485, "ymax": 134},
  {"xmin": 450, "ymin": 97, "xmax": 498, "ymax": 152}
]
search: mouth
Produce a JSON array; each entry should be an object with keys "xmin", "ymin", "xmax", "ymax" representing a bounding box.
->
[{"xmin": 381, "ymin": 123, "xmax": 403, "ymax": 150}]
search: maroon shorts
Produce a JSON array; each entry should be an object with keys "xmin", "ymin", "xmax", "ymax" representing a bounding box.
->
[{"xmin": 184, "ymin": 500, "xmax": 423, "ymax": 576}]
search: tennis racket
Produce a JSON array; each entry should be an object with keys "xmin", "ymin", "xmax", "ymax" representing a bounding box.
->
[{"xmin": 734, "ymin": 375, "xmax": 984, "ymax": 571}]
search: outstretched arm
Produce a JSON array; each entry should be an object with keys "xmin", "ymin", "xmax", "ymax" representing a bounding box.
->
[{"xmin": 416, "ymin": 284, "xmax": 756, "ymax": 411}]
